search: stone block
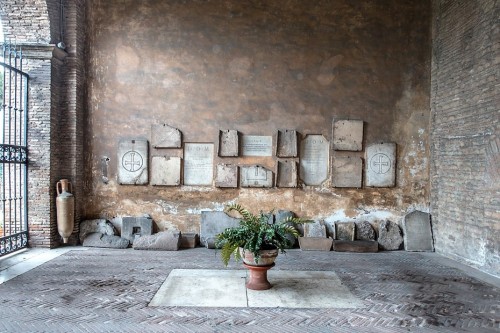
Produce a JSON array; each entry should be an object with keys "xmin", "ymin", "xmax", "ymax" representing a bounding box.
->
[
  {"xmin": 83, "ymin": 232, "xmax": 129, "ymax": 249},
  {"xmin": 240, "ymin": 165, "xmax": 273, "ymax": 188},
  {"xmin": 277, "ymin": 129, "xmax": 297, "ymax": 157},
  {"xmin": 277, "ymin": 160, "xmax": 297, "ymax": 188},
  {"xmin": 218, "ymin": 130, "xmax": 239, "ymax": 157},
  {"xmin": 378, "ymin": 220, "xmax": 403, "ymax": 250},
  {"xmin": 355, "ymin": 221, "xmax": 376, "ymax": 241},
  {"xmin": 241, "ymin": 135, "xmax": 273, "ymax": 156},
  {"xmin": 117, "ymin": 139, "xmax": 148, "ymax": 185},
  {"xmin": 303, "ymin": 220, "xmax": 326, "ymax": 237},
  {"xmin": 332, "ymin": 120, "xmax": 364, "ymax": 151},
  {"xmin": 333, "ymin": 240, "xmax": 378, "ymax": 252},
  {"xmin": 403, "ymin": 211, "xmax": 434, "ymax": 252},
  {"xmin": 299, "ymin": 135, "xmax": 329, "ymax": 186},
  {"xmin": 151, "ymin": 124, "xmax": 182, "ymax": 148},
  {"xmin": 133, "ymin": 231, "xmax": 181, "ymax": 251},
  {"xmin": 298, "ymin": 237, "xmax": 333, "ymax": 251},
  {"xmin": 79, "ymin": 219, "xmax": 117, "ymax": 244},
  {"xmin": 200, "ymin": 211, "xmax": 240, "ymax": 248},
  {"xmin": 215, "ymin": 164, "xmax": 238, "ymax": 188},
  {"xmin": 365, "ymin": 142, "xmax": 396, "ymax": 187},
  {"xmin": 183, "ymin": 143, "xmax": 214, "ymax": 186},
  {"xmin": 122, "ymin": 216, "xmax": 153, "ymax": 244},
  {"xmin": 332, "ymin": 156, "xmax": 362, "ymax": 188},
  {"xmin": 180, "ymin": 233, "xmax": 200, "ymax": 248},
  {"xmin": 336, "ymin": 222, "xmax": 355, "ymax": 241},
  {"xmin": 151, "ymin": 156, "xmax": 181, "ymax": 186}
]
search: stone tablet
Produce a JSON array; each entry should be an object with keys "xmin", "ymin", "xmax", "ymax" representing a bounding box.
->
[
  {"xmin": 332, "ymin": 156, "xmax": 362, "ymax": 188},
  {"xmin": 333, "ymin": 120, "xmax": 363, "ymax": 151},
  {"xmin": 299, "ymin": 135, "xmax": 329, "ymax": 186},
  {"xmin": 403, "ymin": 211, "xmax": 434, "ymax": 252},
  {"xmin": 240, "ymin": 165, "xmax": 273, "ymax": 188},
  {"xmin": 215, "ymin": 164, "xmax": 238, "ymax": 188},
  {"xmin": 219, "ymin": 130, "xmax": 239, "ymax": 157},
  {"xmin": 378, "ymin": 220, "xmax": 403, "ymax": 250},
  {"xmin": 277, "ymin": 129, "xmax": 297, "ymax": 157},
  {"xmin": 151, "ymin": 156, "xmax": 181, "ymax": 186},
  {"xmin": 241, "ymin": 135, "xmax": 273, "ymax": 156},
  {"xmin": 117, "ymin": 139, "xmax": 148, "ymax": 185},
  {"xmin": 151, "ymin": 124, "xmax": 182, "ymax": 148},
  {"xmin": 183, "ymin": 143, "xmax": 214, "ymax": 186},
  {"xmin": 336, "ymin": 222, "xmax": 355, "ymax": 241},
  {"xmin": 365, "ymin": 142, "xmax": 396, "ymax": 187},
  {"xmin": 277, "ymin": 160, "xmax": 297, "ymax": 188},
  {"xmin": 200, "ymin": 211, "xmax": 240, "ymax": 248},
  {"xmin": 304, "ymin": 220, "xmax": 327, "ymax": 237}
]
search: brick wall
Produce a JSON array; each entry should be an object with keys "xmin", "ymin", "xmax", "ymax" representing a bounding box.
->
[
  {"xmin": 1, "ymin": 0, "xmax": 88, "ymax": 247},
  {"xmin": 431, "ymin": 0, "xmax": 500, "ymax": 277}
]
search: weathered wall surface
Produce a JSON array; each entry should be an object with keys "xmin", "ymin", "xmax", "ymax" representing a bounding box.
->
[
  {"xmin": 431, "ymin": 0, "xmax": 500, "ymax": 277},
  {"xmin": 85, "ymin": 0, "xmax": 432, "ymax": 234}
]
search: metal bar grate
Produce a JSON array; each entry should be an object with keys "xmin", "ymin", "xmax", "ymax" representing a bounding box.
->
[{"xmin": 0, "ymin": 42, "xmax": 29, "ymax": 256}]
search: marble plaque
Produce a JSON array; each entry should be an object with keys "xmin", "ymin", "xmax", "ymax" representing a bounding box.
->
[
  {"xmin": 151, "ymin": 156, "xmax": 181, "ymax": 186},
  {"xmin": 241, "ymin": 135, "xmax": 273, "ymax": 157},
  {"xmin": 332, "ymin": 156, "xmax": 362, "ymax": 188},
  {"xmin": 215, "ymin": 164, "xmax": 238, "ymax": 188},
  {"xmin": 299, "ymin": 135, "xmax": 329, "ymax": 186},
  {"xmin": 365, "ymin": 143, "xmax": 396, "ymax": 187},
  {"xmin": 240, "ymin": 165, "xmax": 273, "ymax": 188},
  {"xmin": 403, "ymin": 211, "xmax": 434, "ymax": 252},
  {"xmin": 151, "ymin": 124, "xmax": 182, "ymax": 148},
  {"xmin": 219, "ymin": 130, "xmax": 239, "ymax": 157},
  {"xmin": 117, "ymin": 139, "xmax": 148, "ymax": 185},
  {"xmin": 277, "ymin": 129, "xmax": 297, "ymax": 157},
  {"xmin": 333, "ymin": 120, "xmax": 363, "ymax": 151},
  {"xmin": 277, "ymin": 160, "xmax": 297, "ymax": 188},
  {"xmin": 183, "ymin": 143, "xmax": 214, "ymax": 186}
]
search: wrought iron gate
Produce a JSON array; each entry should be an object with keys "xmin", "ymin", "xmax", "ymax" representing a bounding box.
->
[{"xmin": 0, "ymin": 43, "xmax": 29, "ymax": 256}]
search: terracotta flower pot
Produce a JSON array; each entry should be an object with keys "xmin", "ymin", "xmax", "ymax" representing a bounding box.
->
[{"xmin": 239, "ymin": 247, "xmax": 278, "ymax": 266}]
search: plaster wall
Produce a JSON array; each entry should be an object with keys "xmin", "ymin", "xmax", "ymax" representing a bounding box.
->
[{"xmin": 86, "ymin": 1, "xmax": 432, "ymax": 234}]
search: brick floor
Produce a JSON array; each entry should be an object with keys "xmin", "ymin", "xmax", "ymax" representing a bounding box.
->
[{"xmin": 0, "ymin": 247, "xmax": 498, "ymax": 332}]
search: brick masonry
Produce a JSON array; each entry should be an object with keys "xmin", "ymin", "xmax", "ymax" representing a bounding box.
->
[{"xmin": 431, "ymin": 0, "xmax": 500, "ymax": 277}]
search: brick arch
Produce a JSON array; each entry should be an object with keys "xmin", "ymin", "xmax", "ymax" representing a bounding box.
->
[{"xmin": 0, "ymin": 0, "xmax": 61, "ymax": 44}]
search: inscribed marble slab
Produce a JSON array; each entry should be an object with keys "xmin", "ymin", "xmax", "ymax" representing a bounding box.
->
[
  {"xmin": 299, "ymin": 135, "xmax": 329, "ymax": 186},
  {"xmin": 277, "ymin": 160, "xmax": 297, "ymax": 188},
  {"xmin": 332, "ymin": 120, "xmax": 363, "ymax": 151},
  {"xmin": 365, "ymin": 142, "xmax": 396, "ymax": 187},
  {"xmin": 183, "ymin": 143, "xmax": 214, "ymax": 186},
  {"xmin": 241, "ymin": 135, "xmax": 273, "ymax": 157},
  {"xmin": 151, "ymin": 124, "xmax": 182, "ymax": 148},
  {"xmin": 332, "ymin": 156, "xmax": 362, "ymax": 188},
  {"xmin": 277, "ymin": 129, "xmax": 297, "ymax": 157},
  {"xmin": 117, "ymin": 139, "xmax": 148, "ymax": 185},
  {"xmin": 403, "ymin": 211, "xmax": 434, "ymax": 252},
  {"xmin": 219, "ymin": 130, "xmax": 239, "ymax": 157},
  {"xmin": 240, "ymin": 165, "xmax": 273, "ymax": 188},
  {"xmin": 215, "ymin": 164, "xmax": 238, "ymax": 188},
  {"xmin": 151, "ymin": 156, "xmax": 181, "ymax": 186}
]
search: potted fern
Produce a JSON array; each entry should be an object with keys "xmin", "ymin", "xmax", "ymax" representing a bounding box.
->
[{"xmin": 215, "ymin": 203, "xmax": 310, "ymax": 267}]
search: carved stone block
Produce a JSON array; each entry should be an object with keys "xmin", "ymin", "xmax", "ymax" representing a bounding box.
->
[
  {"xmin": 117, "ymin": 139, "xmax": 148, "ymax": 185},
  {"xmin": 333, "ymin": 120, "xmax": 363, "ymax": 151},
  {"xmin": 215, "ymin": 164, "xmax": 238, "ymax": 188},
  {"xmin": 240, "ymin": 165, "xmax": 273, "ymax": 188},
  {"xmin": 277, "ymin": 160, "xmax": 297, "ymax": 188},
  {"xmin": 151, "ymin": 124, "xmax": 182, "ymax": 148},
  {"xmin": 219, "ymin": 130, "xmax": 239, "ymax": 157},
  {"xmin": 365, "ymin": 142, "xmax": 396, "ymax": 187},
  {"xmin": 277, "ymin": 129, "xmax": 297, "ymax": 157},
  {"xmin": 151, "ymin": 156, "xmax": 181, "ymax": 186}
]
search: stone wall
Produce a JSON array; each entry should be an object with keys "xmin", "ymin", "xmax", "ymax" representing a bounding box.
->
[
  {"xmin": 85, "ymin": 1, "xmax": 432, "ymax": 233},
  {"xmin": 431, "ymin": 0, "xmax": 500, "ymax": 277}
]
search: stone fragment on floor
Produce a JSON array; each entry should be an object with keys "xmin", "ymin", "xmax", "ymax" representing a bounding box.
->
[
  {"xmin": 333, "ymin": 240, "xmax": 378, "ymax": 252},
  {"xmin": 336, "ymin": 222, "xmax": 355, "ymax": 241},
  {"xmin": 79, "ymin": 219, "xmax": 117, "ymax": 244},
  {"xmin": 83, "ymin": 232, "xmax": 129, "ymax": 248},
  {"xmin": 378, "ymin": 220, "xmax": 403, "ymax": 250},
  {"xmin": 355, "ymin": 221, "xmax": 376, "ymax": 241},
  {"xmin": 122, "ymin": 216, "xmax": 153, "ymax": 244},
  {"xmin": 133, "ymin": 231, "xmax": 181, "ymax": 251}
]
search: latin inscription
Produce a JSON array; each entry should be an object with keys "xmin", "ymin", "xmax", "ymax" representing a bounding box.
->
[
  {"xmin": 183, "ymin": 143, "xmax": 214, "ymax": 186},
  {"xmin": 241, "ymin": 135, "xmax": 273, "ymax": 157},
  {"xmin": 299, "ymin": 135, "xmax": 329, "ymax": 186}
]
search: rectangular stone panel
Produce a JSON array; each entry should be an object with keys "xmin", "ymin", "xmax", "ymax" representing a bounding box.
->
[
  {"xmin": 240, "ymin": 165, "xmax": 273, "ymax": 188},
  {"xmin": 277, "ymin": 160, "xmax": 297, "ymax": 188},
  {"xmin": 277, "ymin": 129, "xmax": 297, "ymax": 157},
  {"xmin": 151, "ymin": 156, "xmax": 181, "ymax": 186},
  {"xmin": 403, "ymin": 211, "xmax": 434, "ymax": 252},
  {"xmin": 241, "ymin": 135, "xmax": 273, "ymax": 156},
  {"xmin": 215, "ymin": 164, "xmax": 238, "ymax": 188},
  {"xmin": 151, "ymin": 124, "xmax": 182, "ymax": 148},
  {"xmin": 117, "ymin": 139, "xmax": 148, "ymax": 185},
  {"xmin": 365, "ymin": 142, "xmax": 396, "ymax": 187},
  {"xmin": 218, "ymin": 130, "xmax": 239, "ymax": 157},
  {"xmin": 183, "ymin": 143, "xmax": 214, "ymax": 186},
  {"xmin": 122, "ymin": 216, "xmax": 153, "ymax": 244},
  {"xmin": 336, "ymin": 222, "xmax": 355, "ymax": 241},
  {"xmin": 333, "ymin": 120, "xmax": 363, "ymax": 151},
  {"xmin": 304, "ymin": 221, "xmax": 327, "ymax": 237},
  {"xmin": 332, "ymin": 156, "xmax": 362, "ymax": 188},
  {"xmin": 299, "ymin": 135, "xmax": 329, "ymax": 186}
]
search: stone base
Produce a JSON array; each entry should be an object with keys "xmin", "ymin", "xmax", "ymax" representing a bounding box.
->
[
  {"xmin": 298, "ymin": 237, "xmax": 333, "ymax": 251},
  {"xmin": 333, "ymin": 240, "xmax": 379, "ymax": 253}
]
